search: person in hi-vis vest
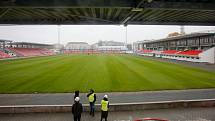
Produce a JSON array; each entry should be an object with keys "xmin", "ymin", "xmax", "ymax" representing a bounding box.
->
[
  {"xmin": 101, "ymin": 95, "xmax": 109, "ymax": 121},
  {"xmin": 87, "ymin": 89, "xmax": 96, "ymax": 117}
]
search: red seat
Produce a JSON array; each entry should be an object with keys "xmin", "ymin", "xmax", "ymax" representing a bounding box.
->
[
  {"xmin": 138, "ymin": 50, "xmax": 153, "ymax": 53},
  {"xmin": 178, "ymin": 50, "xmax": 202, "ymax": 56},
  {"xmin": 40, "ymin": 49, "xmax": 55, "ymax": 55},
  {"xmin": 161, "ymin": 50, "xmax": 179, "ymax": 54},
  {"xmin": 8, "ymin": 48, "xmax": 55, "ymax": 57},
  {"xmin": 0, "ymin": 51, "xmax": 11, "ymax": 58}
]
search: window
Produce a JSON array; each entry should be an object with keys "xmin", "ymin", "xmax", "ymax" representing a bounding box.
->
[
  {"xmin": 200, "ymin": 37, "xmax": 209, "ymax": 44},
  {"xmin": 204, "ymin": 38, "xmax": 209, "ymax": 43},
  {"xmin": 195, "ymin": 38, "xmax": 199, "ymax": 45},
  {"xmin": 170, "ymin": 41, "xmax": 176, "ymax": 46}
]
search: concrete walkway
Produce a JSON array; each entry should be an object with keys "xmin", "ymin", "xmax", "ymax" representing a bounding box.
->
[
  {"xmin": 0, "ymin": 107, "xmax": 214, "ymax": 121},
  {"xmin": 0, "ymin": 89, "xmax": 215, "ymax": 106}
]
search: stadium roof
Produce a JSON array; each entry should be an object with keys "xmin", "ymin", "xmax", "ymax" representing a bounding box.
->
[
  {"xmin": 12, "ymin": 42, "xmax": 53, "ymax": 46},
  {"xmin": 0, "ymin": 0, "xmax": 215, "ymax": 25},
  {"xmin": 0, "ymin": 39, "xmax": 12, "ymax": 42},
  {"xmin": 67, "ymin": 42, "xmax": 89, "ymax": 44},
  {"xmin": 143, "ymin": 32, "xmax": 215, "ymax": 44}
]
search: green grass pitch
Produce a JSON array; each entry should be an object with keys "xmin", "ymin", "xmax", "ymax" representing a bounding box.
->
[{"xmin": 0, "ymin": 54, "xmax": 215, "ymax": 93}]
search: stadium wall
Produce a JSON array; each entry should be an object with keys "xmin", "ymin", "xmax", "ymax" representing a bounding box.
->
[
  {"xmin": 1, "ymin": 99, "xmax": 215, "ymax": 114},
  {"xmin": 199, "ymin": 47, "xmax": 215, "ymax": 64}
]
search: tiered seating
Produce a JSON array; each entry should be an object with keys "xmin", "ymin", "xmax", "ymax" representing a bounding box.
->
[
  {"xmin": 65, "ymin": 50, "xmax": 125, "ymax": 54},
  {"xmin": 140, "ymin": 50, "xmax": 153, "ymax": 53},
  {"xmin": 40, "ymin": 49, "xmax": 55, "ymax": 56},
  {"xmin": 161, "ymin": 50, "xmax": 179, "ymax": 54},
  {"xmin": 64, "ymin": 50, "xmax": 82, "ymax": 54},
  {"xmin": 173, "ymin": 50, "xmax": 202, "ymax": 62},
  {"xmin": 177, "ymin": 50, "xmax": 202, "ymax": 56},
  {"xmin": 161, "ymin": 50, "xmax": 179, "ymax": 59},
  {"xmin": 0, "ymin": 51, "xmax": 11, "ymax": 59},
  {"xmin": 8, "ymin": 48, "xmax": 55, "ymax": 57},
  {"xmin": 102, "ymin": 50, "xmax": 123, "ymax": 54},
  {"xmin": 136, "ymin": 49, "xmax": 204, "ymax": 63},
  {"xmin": 137, "ymin": 49, "xmax": 154, "ymax": 56},
  {"xmin": 8, "ymin": 48, "xmax": 43, "ymax": 57}
]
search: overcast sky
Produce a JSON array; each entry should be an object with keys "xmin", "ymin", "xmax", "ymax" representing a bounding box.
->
[{"xmin": 0, "ymin": 25, "xmax": 215, "ymax": 45}]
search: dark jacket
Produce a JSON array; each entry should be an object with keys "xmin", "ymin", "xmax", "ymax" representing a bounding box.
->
[
  {"xmin": 72, "ymin": 102, "xmax": 83, "ymax": 116},
  {"xmin": 87, "ymin": 92, "xmax": 96, "ymax": 103}
]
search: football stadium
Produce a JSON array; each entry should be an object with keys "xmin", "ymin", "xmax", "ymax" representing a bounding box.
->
[
  {"xmin": 1, "ymin": 0, "xmax": 215, "ymax": 121},
  {"xmin": 0, "ymin": 54, "xmax": 215, "ymax": 93}
]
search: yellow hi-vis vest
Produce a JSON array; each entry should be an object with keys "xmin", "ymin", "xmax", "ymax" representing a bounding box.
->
[
  {"xmin": 101, "ymin": 100, "xmax": 108, "ymax": 111},
  {"xmin": 89, "ymin": 93, "xmax": 95, "ymax": 102}
]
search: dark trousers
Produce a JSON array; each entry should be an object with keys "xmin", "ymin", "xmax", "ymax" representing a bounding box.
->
[
  {"xmin": 73, "ymin": 115, "xmax": 81, "ymax": 121},
  {"xmin": 101, "ymin": 111, "xmax": 108, "ymax": 121},
  {"xmin": 90, "ymin": 102, "xmax": 95, "ymax": 116}
]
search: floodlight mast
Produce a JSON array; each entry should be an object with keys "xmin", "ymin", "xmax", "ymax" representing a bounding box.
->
[
  {"xmin": 58, "ymin": 25, "xmax": 61, "ymax": 45},
  {"xmin": 125, "ymin": 25, "xmax": 128, "ymax": 48}
]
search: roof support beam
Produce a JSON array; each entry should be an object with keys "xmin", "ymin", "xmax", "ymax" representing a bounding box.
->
[
  {"xmin": 1, "ymin": 0, "xmax": 215, "ymax": 11},
  {"xmin": 0, "ymin": 0, "xmax": 135, "ymax": 8},
  {"xmin": 129, "ymin": 21, "xmax": 215, "ymax": 26},
  {"xmin": 1, "ymin": 0, "xmax": 215, "ymax": 25},
  {"xmin": 91, "ymin": 8, "xmax": 97, "ymax": 18},
  {"xmin": 0, "ymin": 8, "xmax": 10, "ymax": 18}
]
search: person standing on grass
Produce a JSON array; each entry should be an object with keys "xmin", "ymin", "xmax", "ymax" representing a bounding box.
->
[
  {"xmin": 87, "ymin": 89, "xmax": 96, "ymax": 117},
  {"xmin": 72, "ymin": 97, "xmax": 83, "ymax": 121},
  {"xmin": 101, "ymin": 95, "xmax": 109, "ymax": 121}
]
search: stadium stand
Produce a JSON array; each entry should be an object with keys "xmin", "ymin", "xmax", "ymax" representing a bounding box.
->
[
  {"xmin": 40, "ymin": 48, "xmax": 56, "ymax": 56},
  {"xmin": 177, "ymin": 50, "xmax": 202, "ymax": 56},
  {"xmin": 135, "ymin": 31, "xmax": 215, "ymax": 63},
  {"xmin": 137, "ymin": 49, "xmax": 203, "ymax": 57},
  {"xmin": 8, "ymin": 48, "xmax": 55, "ymax": 57},
  {"xmin": 64, "ymin": 50, "xmax": 82, "ymax": 54},
  {"xmin": 136, "ymin": 47, "xmax": 215, "ymax": 64},
  {"xmin": 199, "ymin": 47, "xmax": 215, "ymax": 63},
  {"xmin": 0, "ymin": 51, "xmax": 11, "ymax": 58},
  {"xmin": 64, "ymin": 49, "xmax": 126, "ymax": 54},
  {"xmin": 161, "ymin": 50, "xmax": 180, "ymax": 55},
  {"xmin": 140, "ymin": 50, "xmax": 153, "ymax": 53},
  {"xmin": 137, "ymin": 50, "xmax": 154, "ymax": 56}
]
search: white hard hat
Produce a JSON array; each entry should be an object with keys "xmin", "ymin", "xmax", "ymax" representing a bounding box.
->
[
  {"xmin": 104, "ymin": 95, "xmax": 108, "ymax": 98},
  {"xmin": 75, "ymin": 97, "xmax": 80, "ymax": 102}
]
